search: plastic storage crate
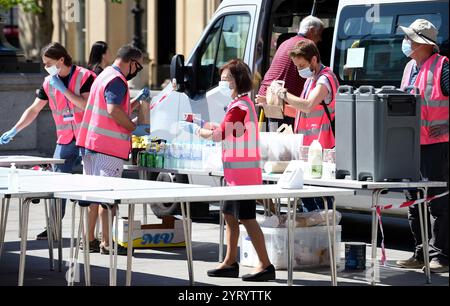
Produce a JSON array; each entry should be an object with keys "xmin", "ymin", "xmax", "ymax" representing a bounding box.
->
[{"xmin": 240, "ymin": 225, "xmax": 341, "ymax": 269}]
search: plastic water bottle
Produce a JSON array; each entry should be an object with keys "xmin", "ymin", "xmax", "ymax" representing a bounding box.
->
[
  {"xmin": 308, "ymin": 139, "xmax": 323, "ymax": 179},
  {"xmin": 8, "ymin": 163, "xmax": 19, "ymax": 192}
]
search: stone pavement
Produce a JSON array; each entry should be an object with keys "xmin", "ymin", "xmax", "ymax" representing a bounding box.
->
[{"xmin": 0, "ymin": 198, "xmax": 448, "ymax": 286}]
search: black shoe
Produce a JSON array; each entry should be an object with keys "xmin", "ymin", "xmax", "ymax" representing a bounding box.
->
[
  {"xmin": 80, "ymin": 239, "xmax": 101, "ymax": 253},
  {"xmin": 36, "ymin": 230, "xmax": 48, "ymax": 240},
  {"xmin": 100, "ymin": 243, "xmax": 131, "ymax": 256},
  {"xmin": 207, "ymin": 262, "xmax": 239, "ymax": 278},
  {"xmin": 242, "ymin": 264, "xmax": 276, "ymax": 282}
]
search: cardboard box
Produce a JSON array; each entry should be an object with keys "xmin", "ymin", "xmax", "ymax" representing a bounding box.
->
[{"xmin": 114, "ymin": 216, "xmax": 186, "ymax": 248}]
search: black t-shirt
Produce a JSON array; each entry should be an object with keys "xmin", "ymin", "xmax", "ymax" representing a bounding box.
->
[{"xmin": 36, "ymin": 65, "xmax": 95, "ymax": 100}]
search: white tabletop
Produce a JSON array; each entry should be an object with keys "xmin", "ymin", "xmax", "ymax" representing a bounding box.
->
[
  {"xmin": 212, "ymin": 170, "xmax": 446, "ymax": 189},
  {"xmin": 0, "ymin": 168, "xmax": 68, "ymax": 177},
  {"xmin": 0, "ymin": 172, "xmax": 207, "ymax": 199},
  {"xmin": 0, "ymin": 155, "xmax": 65, "ymax": 167},
  {"xmin": 124, "ymin": 165, "xmax": 212, "ymax": 176},
  {"xmin": 54, "ymin": 185, "xmax": 355, "ymax": 205}
]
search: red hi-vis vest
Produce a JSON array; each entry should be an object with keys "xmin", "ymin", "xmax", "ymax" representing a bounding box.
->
[
  {"xmin": 76, "ymin": 66, "xmax": 131, "ymax": 160},
  {"xmin": 222, "ymin": 95, "xmax": 262, "ymax": 186},
  {"xmin": 42, "ymin": 66, "xmax": 95, "ymax": 145},
  {"xmin": 295, "ymin": 66, "xmax": 339, "ymax": 149},
  {"xmin": 401, "ymin": 53, "xmax": 449, "ymax": 145}
]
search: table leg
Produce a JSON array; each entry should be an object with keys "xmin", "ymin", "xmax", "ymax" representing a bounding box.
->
[
  {"xmin": 418, "ymin": 187, "xmax": 431, "ymax": 284},
  {"xmin": 219, "ymin": 201, "xmax": 225, "ymax": 263},
  {"xmin": 139, "ymin": 169, "xmax": 149, "ymax": 225},
  {"xmin": 181, "ymin": 202, "xmax": 194, "ymax": 286},
  {"xmin": 44, "ymin": 200, "xmax": 55, "ymax": 271},
  {"xmin": 68, "ymin": 201, "xmax": 76, "ymax": 286},
  {"xmin": 323, "ymin": 197, "xmax": 337, "ymax": 286},
  {"xmin": 113, "ymin": 206, "xmax": 119, "ymax": 285},
  {"xmin": 82, "ymin": 207, "xmax": 91, "ymax": 286},
  {"xmin": 287, "ymin": 197, "xmax": 294, "ymax": 286},
  {"xmin": 0, "ymin": 198, "xmax": 10, "ymax": 262},
  {"xmin": 370, "ymin": 189, "xmax": 383, "ymax": 286},
  {"xmin": 72, "ymin": 206, "xmax": 84, "ymax": 286},
  {"xmin": 218, "ymin": 176, "xmax": 225, "ymax": 263},
  {"xmin": 18, "ymin": 199, "xmax": 22, "ymax": 238},
  {"xmin": 126, "ymin": 204, "xmax": 135, "ymax": 286},
  {"xmin": 55, "ymin": 199, "xmax": 63, "ymax": 272},
  {"xmin": 18, "ymin": 199, "xmax": 31, "ymax": 286},
  {"xmin": 107, "ymin": 206, "xmax": 114, "ymax": 286}
]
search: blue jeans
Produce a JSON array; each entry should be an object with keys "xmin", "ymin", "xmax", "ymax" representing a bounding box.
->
[{"xmin": 52, "ymin": 140, "xmax": 81, "ymax": 218}]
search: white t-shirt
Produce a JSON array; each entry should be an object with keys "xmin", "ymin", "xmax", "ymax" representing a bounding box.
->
[{"xmin": 316, "ymin": 75, "xmax": 332, "ymax": 105}]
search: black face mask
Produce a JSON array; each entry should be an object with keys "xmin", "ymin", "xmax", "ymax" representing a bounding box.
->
[
  {"xmin": 126, "ymin": 60, "xmax": 142, "ymax": 81},
  {"xmin": 126, "ymin": 70, "xmax": 138, "ymax": 81}
]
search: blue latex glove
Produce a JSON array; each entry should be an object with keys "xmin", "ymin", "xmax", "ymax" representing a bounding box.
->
[
  {"xmin": 50, "ymin": 75, "xmax": 67, "ymax": 94},
  {"xmin": 178, "ymin": 121, "xmax": 200, "ymax": 135},
  {"xmin": 133, "ymin": 124, "xmax": 150, "ymax": 136},
  {"xmin": 0, "ymin": 127, "xmax": 18, "ymax": 145},
  {"xmin": 135, "ymin": 87, "xmax": 151, "ymax": 102}
]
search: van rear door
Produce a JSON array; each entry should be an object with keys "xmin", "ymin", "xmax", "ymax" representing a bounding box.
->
[{"xmin": 150, "ymin": 3, "xmax": 258, "ymax": 142}]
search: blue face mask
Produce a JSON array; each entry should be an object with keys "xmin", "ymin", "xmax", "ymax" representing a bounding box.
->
[
  {"xmin": 402, "ymin": 39, "xmax": 413, "ymax": 57},
  {"xmin": 298, "ymin": 66, "xmax": 314, "ymax": 79}
]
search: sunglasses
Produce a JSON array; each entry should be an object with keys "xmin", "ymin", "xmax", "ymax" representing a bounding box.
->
[{"xmin": 131, "ymin": 59, "xmax": 143, "ymax": 72}]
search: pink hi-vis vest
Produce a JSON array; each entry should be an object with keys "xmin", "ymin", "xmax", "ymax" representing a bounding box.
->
[
  {"xmin": 222, "ymin": 95, "xmax": 262, "ymax": 186},
  {"xmin": 295, "ymin": 66, "xmax": 339, "ymax": 149},
  {"xmin": 401, "ymin": 53, "xmax": 449, "ymax": 145},
  {"xmin": 76, "ymin": 66, "xmax": 131, "ymax": 160},
  {"xmin": 43, "ymin": 66, "xmax": 95, "ymax": 145}
]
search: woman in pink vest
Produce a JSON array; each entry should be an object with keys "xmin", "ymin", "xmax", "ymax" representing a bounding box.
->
[
  {"xmin": 0, "ymin": 42, "xmax": 95, "ymax": 240},
  {"xmin": 180, "ymin": 59, "xmax": 275, "ymax": 282},
  {"xmin": 396, "ymin": 19, "xmax": 448, "ymax": 273}
]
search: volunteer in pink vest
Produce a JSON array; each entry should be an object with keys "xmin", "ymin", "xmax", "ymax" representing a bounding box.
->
[
  {"xmin": 0, "ymin": 42, "xmax": 95, "ymax": 240},
  {"xmin": 179, "ymin": 59, "xmax": 275, "ymax": 282},
  {"xmin": 276, "ymin": 39, "xmax": 339, "ymax": 213},
  {"xmin": 255, "ymin": 15, "xmax": 324, "ymax": 131},
  {"xmin": 76, "ymin": 44, "xmax": 145, "ymax": 255},
  {"xmin": 396, "ymin": 19, "xmax": 448, "ymax": 273}
]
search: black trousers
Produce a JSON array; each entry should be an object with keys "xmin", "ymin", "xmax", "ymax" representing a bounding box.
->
[{"xmin": 407, "ymin": 142, "xmax": 449, "ymax": 262}]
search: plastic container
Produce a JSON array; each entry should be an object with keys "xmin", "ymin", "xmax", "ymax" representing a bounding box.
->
[
  {"xmin": 8, "ymin": 163, "xmax": 19, "ymax": 192},
  {"xmin": 335, "ymin": 85, "xmax": 357, "ymax": 179},
  {"xmin": 356, "ymin": 86, "xmax": 421, "ymax": 181},
  {"xmin": 240, "ymin": 225, "xmax": 341, "ymax": 269},
  {"xmin": 308, "ymin": 140, "xmax": 323, "ymax": 179}
]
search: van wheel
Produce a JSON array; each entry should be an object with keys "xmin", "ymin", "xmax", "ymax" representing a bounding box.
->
[
  {"xmin": 149, "ymin": 173, "xmax": 210, "ymax": 218},
  {"xmin": 150, "ymin": 172, "xmax": 181, "ymax": 217}
]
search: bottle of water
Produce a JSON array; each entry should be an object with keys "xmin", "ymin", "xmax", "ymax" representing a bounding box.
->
[{"xmin": 8, "ymin": 163, "xmax": 19, "ymax": 192}]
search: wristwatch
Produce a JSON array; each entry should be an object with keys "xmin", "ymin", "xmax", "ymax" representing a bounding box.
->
[{"xmin": 278, "ymin": 90, "xmax": 287, "ymax": 100}]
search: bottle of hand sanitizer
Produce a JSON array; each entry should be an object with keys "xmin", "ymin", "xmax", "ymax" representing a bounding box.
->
[{"xmin": 8, "ymin": 163, "xmax": 19, "ymax": 192}]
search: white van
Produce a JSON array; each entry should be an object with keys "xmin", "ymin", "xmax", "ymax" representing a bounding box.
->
[{"xmin": 149, "ymin": 0, "xmax": 448, "ymax": 217}]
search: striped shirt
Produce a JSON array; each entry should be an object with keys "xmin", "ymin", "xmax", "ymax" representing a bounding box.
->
[{"xmin": 258, "ymin": 35, "xmax": 306, "ymax": 117}]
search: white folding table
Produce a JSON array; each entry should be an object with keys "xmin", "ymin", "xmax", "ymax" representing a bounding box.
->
[
  {"xmin": 0, "ymin": 155, "xmax": 65, "ymax": 168},
  {"xmin": 0, "ymin": 172, "xmax": 208, "ymax": 286},
  {"xmin": 55, "ymin": 185, "xmax": 355, "ymax": 286}
]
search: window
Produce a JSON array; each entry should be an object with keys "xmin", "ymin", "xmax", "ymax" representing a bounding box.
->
[
  {"xmin": 334, "ymin": 2, "xmax": 449, "ymax": 88},
  {"xmin": 197, "ymin": 14, "xmax": 251, "ymax": 91}
]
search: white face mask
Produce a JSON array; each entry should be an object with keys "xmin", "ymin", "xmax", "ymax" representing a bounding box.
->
[
  {"xmin": 218, "ymin": 80, "xmax": 232, "ymax": 97},
  {"xmin": 298, "ymin": 66, "xmax": 314, "ymax": 79},
  {"xmin": 45, "ymin": 65, "xmax": 61, "ymax": 76}
]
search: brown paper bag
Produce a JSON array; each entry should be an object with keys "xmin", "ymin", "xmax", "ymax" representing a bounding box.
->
[{"xmin": 263, "ymin": 80, "xmax": 285, "ymax": 119}]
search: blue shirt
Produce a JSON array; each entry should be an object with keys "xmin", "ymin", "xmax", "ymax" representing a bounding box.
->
[{"xmin": 104, "ymin": 65, "xmax": 128, "ymax": 105}]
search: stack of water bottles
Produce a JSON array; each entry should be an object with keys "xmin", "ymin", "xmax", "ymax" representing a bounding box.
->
[{"xmin": 163, "ymin": 140, "xmax": 223, "ymax": 171}]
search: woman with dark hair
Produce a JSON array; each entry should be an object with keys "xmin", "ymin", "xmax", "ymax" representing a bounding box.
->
[
  {"xmin": 179, "ymin": 59, "xmax": 275, "ymax": 282},
  {"xmin": 88, "ymin": 41, "xmax": 110, "ymax": 76},
  {"xmin": 0, "ymin": 42, "xmax": 96, "ymax": 240}
]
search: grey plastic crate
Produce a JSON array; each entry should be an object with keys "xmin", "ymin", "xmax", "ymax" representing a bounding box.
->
[
  {"xmin": 335, "ymin": 85, "xmax": 357, "ymax": 180},
  {"xmin": 355, "ymin": 86, "xmax": 421, "ymax": 182}
]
